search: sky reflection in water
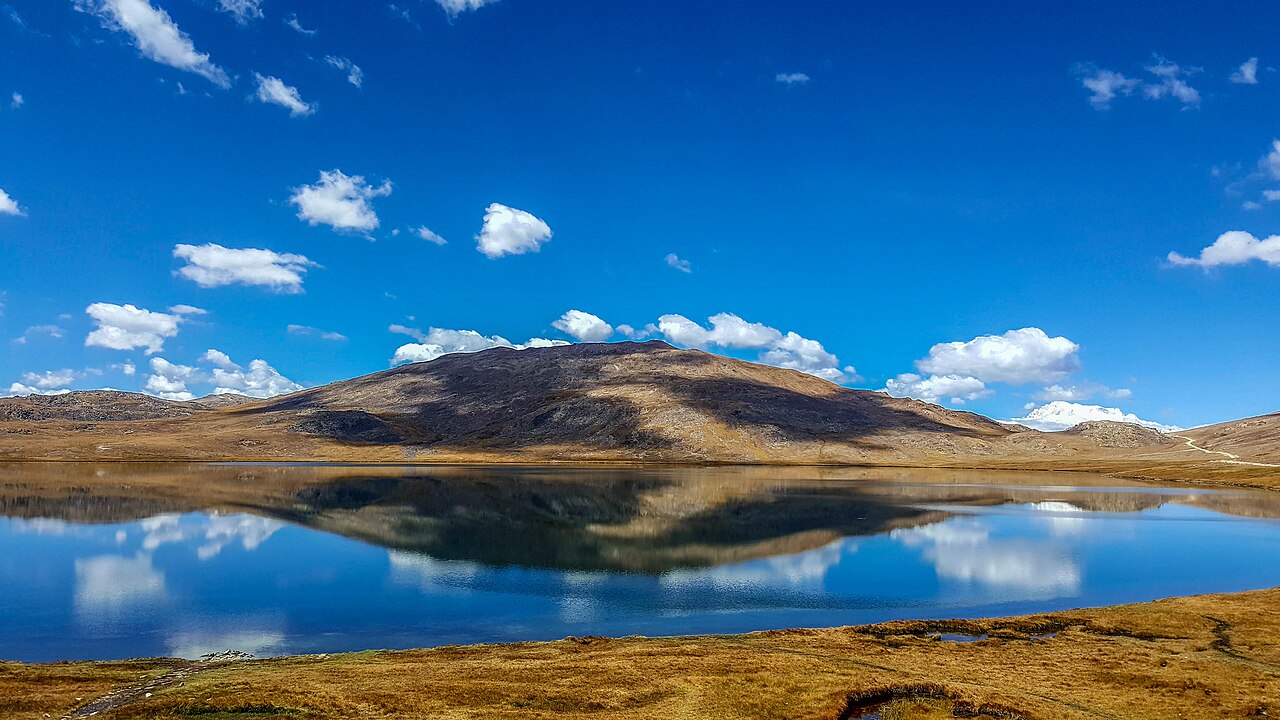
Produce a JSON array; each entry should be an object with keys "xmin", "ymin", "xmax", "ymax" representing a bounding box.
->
[{"xmin": 1, "ymin": 467, "xmax": 1278, "ymax": 662}]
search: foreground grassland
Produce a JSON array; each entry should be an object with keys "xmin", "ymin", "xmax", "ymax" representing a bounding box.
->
[{"xmin": 4, "ymin": 589, "xmax": 1277, "ymax": 720}]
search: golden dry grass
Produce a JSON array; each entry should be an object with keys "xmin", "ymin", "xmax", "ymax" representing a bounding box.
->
[{"xmin": 5, "ymin": 589, "xmax": 1278, "ymax": 720}]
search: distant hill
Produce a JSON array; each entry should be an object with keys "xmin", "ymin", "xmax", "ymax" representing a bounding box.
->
[{"xmin": 0, "ymin": 341, "xmax": 1274, "ymax": 484}]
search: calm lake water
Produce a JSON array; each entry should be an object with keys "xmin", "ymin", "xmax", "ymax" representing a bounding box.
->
[{"xmin": 1, "ymin": 463, "xmax": 1279, "ymax": 662}]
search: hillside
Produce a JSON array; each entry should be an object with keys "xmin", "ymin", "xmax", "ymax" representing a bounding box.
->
[
  {"xmin": 1183, "ymin": 412, "xmax": 1280, "ymax": 463},
  {"xmin": 0, "ymin": 341, "xmax": 1274, "ymax": 482}
]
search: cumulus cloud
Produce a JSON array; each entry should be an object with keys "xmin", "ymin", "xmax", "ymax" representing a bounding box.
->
[
  {"xmin": 1168, "ymin": 230, "xmax": 1280, "ymax": 269},
  {"xmin": 217, "ymin": 0, "xmax": 262, "ymax": 24},
  {"xmin": 85, "ymin": 303, "xmax": 182, "ymax": 354},
  {"xmin": 552, "ymin": 310, "xmax": 613, "ymax": 342},
  {"xmin": 290, "ymin": 169, "xmax": 391, "ymax": 234},
  {"xmin": 207, "ymin": 352, "xmax": 303, "ymax": 398},
  {"xmin": 253, "ymin": 73, "xmax": 316, "ymax": 117},
  {"xmin": 390, "ymin": 326, "xmax": 565, "ymax": 365},
  {"xmin": 283, "ymin": 13, "xmax": 315, "ymax": 35},
  {"xmin": 616, "ymin": 323, "xmax": 656, "ymax": 340},
  {"xmin": 1230, "ymin": 57, "xmax": 1259, "ymax": 85},
  {"xmin": 174, "ymin": 243, "xmax": 317, "ymax": 292},
  {"xmin": 476, "ymin": 203, "xmax": 552, "ymax": 258},
  {"xmin": 20, "ymin": 369, "xmax": 77, "ymax": 390},
  {"xmin": 883, "ymin": 373, "xmax": 990, "ymax": 405},
  {"xmin": 144, "ymin": 357, "xmax": 197, "ymax": 400},
  {"xmin": 73, "ymin": 0, "xmax": 230, "ymax": 88},
  {"xmin": 434, "ymin": 0, "xmax": 499, "ymax": 15},
  {"xmin": 915, "ymin": 328, "xmax": 1080, "ymax": 385},
  {"xmin": 3, "ymin": 382, "xmax": 72, "ymax": 397},
  {"xmin": 414, "ymin": 226, "xmax": 446, "ymax": 245},
  {"xmin": 10, "ymin": 92, "xmax": 22, "ymax": 109},
  {"xmin": 775, "ymin": 72, "xmax": 810, "ymax": 85},
  {"xmin": 1078, "ymin": 57, "xmax": 1199, "ymax": 109},
  {"xmin": 287, "ymin": 324, "xmax": 347, "ymax": 341},
  {"xmin": 1010, "ymin": 401, "xmax": 1180, "ymax": 432},
  {"xmin": 324, "ymin": 56, "xmax": 363, "ymax": 88},
  {"xmin": 665, "ymin": 253, "xmax": 692, "ymax": 273},
  {"xmin": 657, "ymin": 313, "xmax": 856, "ymax": 383},
  {"xmin": 0, "ymin": 187, "xmax": 25, "ymax": 216}
]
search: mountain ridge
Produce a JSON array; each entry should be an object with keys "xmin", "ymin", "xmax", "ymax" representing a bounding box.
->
[{"xmin": 0, "ymin": 341, "xmax": 1275, "ymax": 487}]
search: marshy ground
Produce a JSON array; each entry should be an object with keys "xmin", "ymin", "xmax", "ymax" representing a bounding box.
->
[{"xmin": 3, "ymin": 587, "xmax": 1277, "ymax": 720}]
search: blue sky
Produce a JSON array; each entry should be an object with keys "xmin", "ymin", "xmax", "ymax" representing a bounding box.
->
[{"xmin": 1, "ymin": 0, "xmax": 1278, "ymax": 429}]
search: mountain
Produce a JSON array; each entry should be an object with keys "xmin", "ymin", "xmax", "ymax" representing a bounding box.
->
[{"xmin": 0, "ymin": 341, "xmax": 1274, "ymax": 481}]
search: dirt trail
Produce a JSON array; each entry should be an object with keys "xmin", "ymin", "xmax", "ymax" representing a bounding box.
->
[
  {"xmin": 1172, "ymin": 434, "xmax": 1280, "ymax": 467},
  {"xmin": 61, "ymin": 652, "xmax": 254, "ymax": 719}
]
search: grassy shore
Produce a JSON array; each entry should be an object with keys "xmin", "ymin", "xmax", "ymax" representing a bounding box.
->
[{"xmin": 3, "ymin": 588, "xmax": 1277, "ymax": 720}]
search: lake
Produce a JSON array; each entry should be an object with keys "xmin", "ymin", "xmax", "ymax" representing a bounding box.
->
[{"xmin": 2, "ymin": 463, "xmax": 1278, "ymax": 662}]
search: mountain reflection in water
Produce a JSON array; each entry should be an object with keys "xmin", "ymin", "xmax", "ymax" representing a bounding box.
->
[{"xmin": 1, "ymin": 463, "xmax": 1278, "ymax": 662}]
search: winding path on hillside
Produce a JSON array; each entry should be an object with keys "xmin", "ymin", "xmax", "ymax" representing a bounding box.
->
[{"xmin": 1171, "ymin": 435, "xmax": 1280, "ymax": 468}]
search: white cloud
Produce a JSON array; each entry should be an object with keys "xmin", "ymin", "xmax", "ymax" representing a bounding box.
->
[
  {"xmin": 1010, "ymin": 401, "xmax": 1180, "ymax": 432},
  {"xmin": 915, "ymin": 328, "xmax": 1080, "ymax": 385},
  {"xmin": 287, "ymin": 324, "xmax": 347, "ymax": 341},
  {"xmin": 657, "ymin": 313, "xmax": 856, "ymax": 383},
  {"xmin": 1264, "ymin": 189, "xmax": 1280, "ymax": 202},
  {"xmin": 1033, "ymin": 383, "xmax": 1131, "ymax": 402},
  {"xmin": 1141, "ymin": 57, "xmax": 1200, "ymax": 105},
  {"xmin": 552, "ymin": 310, "xmax": 613, "ymax": 342},
  {"xmin": 144, "ymin": 357, "xmax": 197, "ymax": 400},
  {"xmin": 1168, "ymin": 230, "xmax": 1280, "ymax": 269},
  {"xmin": 217, "ymin": 0, "xmax": 262, "ymax": 24},
  {"xmin": 883, "ymin": 373, "xmax": 990, "ymax": 405},
  {"xmin": 1079, "ymin": 67, "xmax": 1139, "ymax": 109},
  {"xmin": 117, "ymin": 361, "xmax": 137, "ymax": 376},
  {"xmin": 174, "ymin": 243, "xmax": 317, "ymax": 292},
  {"xmin": 85, "ymin": 303, "xmax": 182, "ymax": 354},
  {"xmin": 168, "ymin": 304, "xmax": 207, "ymax": 316},
  {"xmin": 253, "ymin": 73, "xmax": 316, "ymax": 117},
  {"xmin": 73, "ymin": 0, "xmax": 230, "ymax": 88},
  {"xmin": 1230, "ymin": 57, "xmax": 1259, "ymax": 85},
  {"xmin": 324, "ymin": 56, "xmax": 363, "ymax": 88},
  {"xmin": 3, "ymin": 382, "xmax": 71, "ymax": 397},
  {"xmin": 616, "ymin": 323, "xmax": 656, "ymax": 340},
  {"xmin": 290, "ymin": 169, "xmax": 391, "ymax": 234},
  {"xmin": 0, "ymin": 187, "xmax": 25, "ymax": 216},
  {"xmin": 283, "ymin": 13, "xmax": 315, "ymax": 35},
  {"xmin": 1259, "ymin": 140, "xmax": 1280, "ymax": 180},
  {"xmin": 775, "ymin": 72, "xmax": 810, "ymax": 85},
  {"xmin": 1079, "ymin": 58, "xmax": 1199, "ymax": 109},
  {"xmin": 199, "ymin": 349, "xmax": 237, "ymax": 370},
  {"xmin": 390, "ymin": 326, "xmax": 565, "ymax": 365},
  {"xmin": 209, "ymin": 353, "xmax": 303, "ymax": 398},
  {"xmin": 414, "ymin": 226, "xmax": 447, "ymax": 245},
  {"xmin": 476, "ymin": 203, "xmax": 552, "ymax": 258},
  {"xmin": 10, "ymin": 92, "xmax": 22, "ymax": 109},
  {"xmin": 20, "ymin": 369, "xmax": 77, "ymax": 390},
  {"xmin": 665, "ymin": 253, "xmax": 692, "ymax": 273},
  {"xmin": 434, "ymin": 0, "xmax": 499, "ymax": 16},
  {"xmin": 13, "ymin": 324, "xmax": 64, "ymax": 344}
]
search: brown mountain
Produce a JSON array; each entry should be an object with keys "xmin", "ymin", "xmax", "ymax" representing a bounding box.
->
[{"xmin": 0, "ymin": 341, "xmax": 1274, "ymax": 485}]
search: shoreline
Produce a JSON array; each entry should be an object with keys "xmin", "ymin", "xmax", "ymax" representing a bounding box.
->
[
  {"xmin": 5, "ymin": 587, "xmax": 1278, "ymax": 719},
  {"xmin": 2, "ymin": 455, "xmax": 1278, "ymax": 494}
]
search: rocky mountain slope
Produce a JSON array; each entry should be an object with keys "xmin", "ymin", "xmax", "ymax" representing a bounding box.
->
[{"xmin": 0, "ymin": 342, "xmax": 1273, "ymax": 480}]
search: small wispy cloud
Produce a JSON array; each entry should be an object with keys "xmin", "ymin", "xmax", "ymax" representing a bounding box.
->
[
  {"xmin": 775, "ymin": 72, "xmax": 810, "ymax": 85},
  {"xmin": 1230, "ymin": 57, "xmax": 1259, "ymax": 85},
  {"xmin": 665, "ymin": 253, "xmax": 692, "ymax": 273}
]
